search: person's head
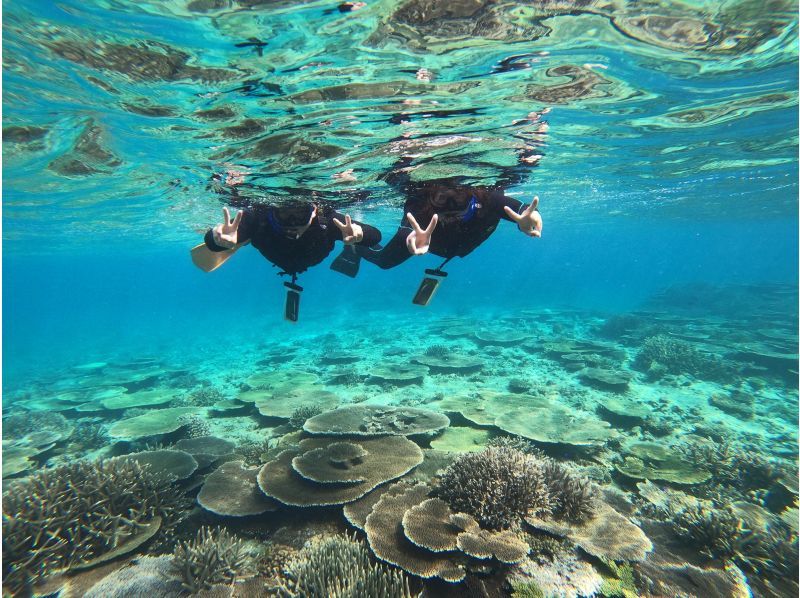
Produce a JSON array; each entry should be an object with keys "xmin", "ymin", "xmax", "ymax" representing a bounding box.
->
[
  {"xmin": 429, "ymin": 188, "xmax": 481, "ymax": 227},
  {"xmin": 268, "ymin": 203, "xmax": 317, "ymax": 239}
]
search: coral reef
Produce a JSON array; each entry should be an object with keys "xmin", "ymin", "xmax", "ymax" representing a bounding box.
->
[
  {"xmin": 526, "ymin": 501, "xmax": 653, "ymax": 562},
  {"xmin": 671, "ymin": 503, "xmax": 745, "ymax": 560},
  {"xmin": 174, "ymin": 435, "xmax": 235, "ymax": 468},
  {"xmin": 507, "ymin": 378, "xmax": 530, "ymax": 394},
  {"xmin": 541, "ymin": 460, "xmax": 597, "ymax": 522},
  {"xmin": 429, "ymin": 427, "xmax": 491, "ymax": 453},
  {"xmin": 412, "ymin": 353, "xmax": 485, "ymax": 373},
  {"xmin": 433, "ymin": 446, "xmax": 551, "ymax": 530},
  {"xmin": 368, "ymin": 363, "xmax": 428, "ymax": 385},
  {"xmin": 3, "ymin": 411, "xmax": 71, "ymax": 440},
  {"xmin": 495, "ymin": 403, "xmax": 616, "ymax": 447},
  {"xmin": 364, "ymin": 483, "xmax": 467, "ymax": 582},
  {"xmin": 279, "ymin": 534, "xmax": 414, "ymax": 598},
  {"xmin": 116, "ymin": 449, "xmax": 198, "ymax": 481},
  {"xmin": 197, "ymin": 460, "xmax": 279, "ymax": 516},
  {"xmin": 236, "ymin": 438, "xmax": 271, "ymax": 466},
  {"xmin": 176, "ymin": 414, "xmax": 212, "ymax": 438},
  {"xmin": 188, "ymin": 386, "xmax": 226, "ymax": 406},
  {"xmin": 258, "ymin": 436, "xmax": 423, "ymax": 506},
  {"xmin": 681, "ymin": 440, "xmax": 785, "ymax": 494},
  {"xmin": 487, "ymin": 435, "xmax": 544, "ymax": 456},
  {"xmin": 109, "ymin": 407, "xmax": 202, "ymax": 439},
  {"xmin": 69, "ymin": 421, "xmax": 109, "ymax": 451},
  {"xmin": 172, "ymin": 526, "xmax": 253, "ymax": 593},
  {"xmin": 634, "ymin": 334, "xmax": 722, "ymax": 379},
  {"xmin": 2, "ymin": 459, "xmax": 189, "ymax": 595},
  {"xmin": 424, "ymin": 344, "xmax": 449, "ymax": 358},
  {"xmin": 303, "ymin": 405, "xmax": 449, "ymax": 436},
  {"xmin": 288, "ymin": 404, "xmax": 323, "ymax": 429},
  {"xmin": 83, "ymin": 556, "xmax": 184, "ymax": 598}
]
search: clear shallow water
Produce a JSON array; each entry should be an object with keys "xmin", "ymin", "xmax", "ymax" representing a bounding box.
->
[{"xmin": 2, "ymin": 1, "xmax": 798, "ymax": 597}]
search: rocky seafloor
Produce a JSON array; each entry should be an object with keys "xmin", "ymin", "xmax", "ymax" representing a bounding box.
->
[{"xmin": 2, "ymin": 284, "xmax": 798, "ymax": 598}]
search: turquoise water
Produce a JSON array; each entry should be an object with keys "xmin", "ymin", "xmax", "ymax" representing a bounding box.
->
[{"xmin": 2, "ymin": 1, "xmax": 798, "ymax": 596}]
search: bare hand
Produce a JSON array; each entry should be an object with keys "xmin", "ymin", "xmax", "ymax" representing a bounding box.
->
[
  {"xmin": 406, "ymin": 212, "xmax": 438, "ymax": 255},
  {"xmin": 333, "ymin": 213, "xmax": 364, "ymax": 245},
  {"xmin": 212, "ymin": 207, "xmax": 244, "ymax": 249},
  {"xmin": 504, "ymin": 196, "xmax": 542, "ymax": 238}
]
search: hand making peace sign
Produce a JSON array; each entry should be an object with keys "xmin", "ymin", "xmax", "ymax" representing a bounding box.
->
[
  {"xmin": 405, "ymin": 212, "xmax": 439, "ymax": 255},
  {"xmin": 333, "ymin": 214, "xmax": 364, "ymax": 245},
  {"xmin": 212, "ymin": 207, "xmax": 244, "ymax": 249},
  {"xmin": 504, "ymin": 196, "xmax": 542, "ymax": 238}
]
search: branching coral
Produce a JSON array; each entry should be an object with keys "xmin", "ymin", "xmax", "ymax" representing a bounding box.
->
[
  {"xmin": 176, "ymin": 414, "xmax": 211, "ymax": 438},
  {"xmin": 433, "ymin": 446, "xmax": 552, "ymax": 530},
  {"xmin": 288, "ymin": 404, "xmax": 324, "ymax": 429},
  {"xmin": 187, "ymin": 386, "xmax": 225, "ymax": 406},
  {"xmin": 172, "ymin": 526, "xmax": 253, "ymax": 594},
  {"xmin": 433, "ymin": 447, "xmax": 600, "ymax": 531},
  {"xmin": 634, "ymin": 334, "xmax": 720, "ymax": 378},
  {"xmin": 487, "ymin": 436, "xmax": 545, "ymax": 457},
  {"xmin": 3, "ymin": 411, "xmax": 70, "ymax": 439},
  {"xmin": 671, "ymin": 504, "xmax": 745, "ymax": 560},
  {"xmin": 424, "ymin": 344, "xmax": 449, "ymax": 358},
  {"xmin": 69, "ymin": 421, "xmax": 109, "ymax": 451},
  {"xmin": 280, "ymin": 533, "xmax": 414, "ymax": 598},
  {"xmin": 738, "ymin": 523, "xmax": 800, "ymax": 578},
  {"xmin": 671, "ymin": 502, "xmax": 799, "ymax": 582},
  {"xmin": 681, "ymin": 441, "xmax": 784, "ymax": 493},
  {"xmin": 2, "ymin": 459, "xmax": 189, "ymax": 595},
  {"xmin": 541, "ymin": 460, "xmax": 597, "ymax": 522}
]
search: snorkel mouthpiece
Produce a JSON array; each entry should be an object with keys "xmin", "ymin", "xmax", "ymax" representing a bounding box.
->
[{"xmin": 461, "ymin": 194, "xmax": 479, "ymax": 223}]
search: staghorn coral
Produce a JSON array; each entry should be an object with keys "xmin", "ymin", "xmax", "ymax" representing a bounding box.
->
[
  {"xmin": 433, "ymin": 446, "xmax": 551, "ymax": 530},
  {"xmin": 3, "ymin": 411, "xmax": 70, "ymax": 439},
  {"xmin": 487, "ymin": 435, "xmax": 545, "ymax": 457},
  {"xmin": 188, "ymin": 386, "xmax": 225, "ymax": 406},
  {"xmin": 634, "ymin": 334, "xmax": 721, "ymax": 379},
  {"xmin": 172, "ymin": 526, "xmax": 253, "ymax": 593},
  {"xmin": 279, "ymin": 534, "xmax": 414, "ymax": 598},
  {"xmin": 671, "ymin": 504, "xmax": 745, "ymax": 561},
  {"xmin": 541, "ymin": 460, "xmax": 597, "ymax": 522},
  {"xmin": 424, "ymin": 344, "xmax": 449, "ymax": 358},
  {"xmin": 681, "ymin": 441, "xmax": 783, "ymax": 493},
  {"xmin": 176, "ymin": 414, "xmax": 211, "ymax": 438},
  {"xmin": 237, "ymin": 438, "xmax": 271, "ymax": 466},
  {"xmin": 737, "ymin": 522, "xmax": 800, "ymax": 578},
  {"xmin": 288, "ymin": 404, "xmax": 324, "ymax": 429},
  {"xmin": 69, "ymin": 421, "xmax": 109, "ymax": 451},
  {"xmin": 2, "ymin": 459, "xmax": 189, "ymax": 595}
]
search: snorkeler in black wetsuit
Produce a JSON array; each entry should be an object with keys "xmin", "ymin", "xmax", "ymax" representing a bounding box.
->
[
  {"xmin": 329, "ymin": 109, "xmax": 546, "ymax": 303},
  {"xmin": 193, "ymin": 200, "xmax": 380, "ymax": 321},
  {"xmin": 349, "ymin": 112, "xmax": 546, "ymax": 271},
  {"xmin": 202, "ymin": 202, "xmax": 380, "ymax": 276},
  {"xmin": 353, "ymin": 177, "xmax": 540, "ymax": 271}
]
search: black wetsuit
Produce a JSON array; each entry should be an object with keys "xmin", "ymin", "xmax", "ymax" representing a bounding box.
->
[
  {"xmin": 357, "ymin": 182, "xmax": 526, "ymax": 270},
  {"xmin": 205, "ymin": 204, "xmax": 381, "ymax": 275}
]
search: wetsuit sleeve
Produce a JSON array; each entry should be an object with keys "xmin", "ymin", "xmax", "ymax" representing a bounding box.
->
[
  {"xmin": 355, "ymin": 226, "xmax": 412, "ymax": 270},
  {"xmin": 204, "ymin": 209, "xmax": 254, "ymax": 252},
  {"xmin": 496, "ymin": 193, "xmax": 527, "ymax": 223},
  {"xmin": 329, "ymin": 211, "xmax": 382, "ymax": 247}
]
